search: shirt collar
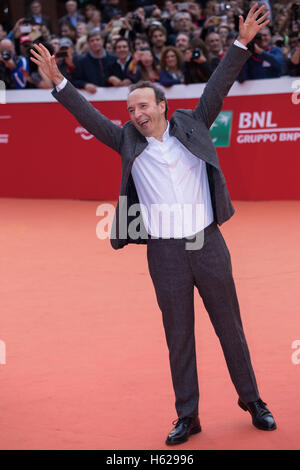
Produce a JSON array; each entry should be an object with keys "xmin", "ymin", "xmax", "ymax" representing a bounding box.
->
[{"xmin": 146, "ymin": 121, "xmax": 170, "ymax": 143}]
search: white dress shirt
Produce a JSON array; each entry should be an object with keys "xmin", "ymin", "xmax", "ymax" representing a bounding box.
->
[
  {"xmin": 56, "ymin": 40, "xmax": 247, "ymax": 237},
  {"xmin": 131, "ymin": 123, "xmax": 214, "ymax": 237}
]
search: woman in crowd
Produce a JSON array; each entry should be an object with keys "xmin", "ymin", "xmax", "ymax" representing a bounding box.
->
[
  {"xmin": 127, "ymin": 47, "xmax": 160, "ymax": 83},
  {"xmin": 159, "ymin": 45, "xmax": 184, "ymax": 86},
  {"xmin": 183, "ymin": 38, "xmax": 213, "ymax": 84}
]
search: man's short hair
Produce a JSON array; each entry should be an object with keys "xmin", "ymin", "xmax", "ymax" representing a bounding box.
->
[
  {"xmin": 129, "ymin": 81, "xmax": 168, "ymax": 119},
  {"xmin": 148, "ymin": 25, "xmax": 167, "ymax": 39},
  {"xmin": 87, "ymin": 28, "xmax": 105, "ymax": 41},
  {"xmin": 114, "ymin": 37, "xmax": 130, "ymax": 51}
]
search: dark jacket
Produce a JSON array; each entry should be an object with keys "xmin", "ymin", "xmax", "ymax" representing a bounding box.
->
[
  {"xmin": 58, "ymin": 13, "xmax": 86, "ymax": 29},
  {"xmin": 72, "ymin": 51, "xmax": 117, "ymax": 88},
  {"xmin": 184, "ymin": 60, "xmax": 212, "ymax": 84},
  {"xmin": 237, "ymin": 46, "xmax": 284, "ymax": 82},
  {"xmin": 159, "ymin": 69, "xmax": 183, "ymax": 87},
  {"xmin": 52, "ymin": 43, "xmax": 251, "ymax": 250},
  {"xmin": 107, "ymin": 56, "xmax": 132, "ymax": 82}
]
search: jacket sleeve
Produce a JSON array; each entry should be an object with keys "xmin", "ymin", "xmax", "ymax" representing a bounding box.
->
[
  {"xmin": 260, "ymin": 47, "xmax": 283, "ymax": 74},
  {"xmin": 52, "ymin": 80, "xmax": 123, "ymax": 154},
  {"xmin": 192, "ymin": 43, "xmax": 251, "ymax": 128}
]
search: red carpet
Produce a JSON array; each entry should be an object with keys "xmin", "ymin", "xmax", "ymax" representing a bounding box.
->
[{"xmin": 0, "ymin": 198, "xmax": 299, "ymax": 449}]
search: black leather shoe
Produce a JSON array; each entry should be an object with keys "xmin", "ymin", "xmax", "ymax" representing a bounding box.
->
[
  {"xmin": 238, "ymin": 398, "xmax": 277, "ymax": 430},
  {"xmin": 165, "ymin": 416, "xmax": 201, "ymax": 445}
]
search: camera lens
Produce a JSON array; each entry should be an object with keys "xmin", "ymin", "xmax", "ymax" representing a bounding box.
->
[{"xmin": 1, "ymin": 50, "xmax": 11, "ymax": 60}]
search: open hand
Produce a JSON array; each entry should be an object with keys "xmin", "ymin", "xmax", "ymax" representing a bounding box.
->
[
  {"xmin": 237, "ymin": 3, "xmax": 271, "ymax": 47},
  {"xmin": 30, "ymin": 43, "xmax": 64, "ymax": 86}
]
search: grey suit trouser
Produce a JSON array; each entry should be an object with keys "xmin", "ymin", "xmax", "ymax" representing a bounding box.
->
[{"xmin": 147, "ymin": 221, "xmax": 260, "ymax": 419}]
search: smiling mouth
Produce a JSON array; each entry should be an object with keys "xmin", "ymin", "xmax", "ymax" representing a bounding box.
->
[{"xmin": 138, "ymin": 119, "xmax": 150, "ymax": 128}]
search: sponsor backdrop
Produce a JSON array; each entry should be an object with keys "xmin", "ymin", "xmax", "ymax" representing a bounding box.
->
[{"xmin": 1, "ymin": 79, "xmax": 299, "ymax": 200}]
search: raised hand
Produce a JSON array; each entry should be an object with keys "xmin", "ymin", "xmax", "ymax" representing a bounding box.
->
[
  {"xmin": 237, "ymin": 3, "xmax": 271, "ymax": 47},
  {"xmin": 30, "ymin": 43, "xmax": 64, "ymax": 86}
]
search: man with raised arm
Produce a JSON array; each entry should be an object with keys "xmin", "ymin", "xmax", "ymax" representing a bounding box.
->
[{"xmin": 31, "ymin": 4, "xmax": 277, "ymax": 445}]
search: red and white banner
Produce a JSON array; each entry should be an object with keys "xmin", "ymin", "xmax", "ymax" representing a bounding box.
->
[{"xmin": 1, "ymin": 77, "xmax": 299, "ymax": 200}]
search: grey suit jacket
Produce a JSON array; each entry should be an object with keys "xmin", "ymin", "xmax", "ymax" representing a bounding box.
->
[{"xmin": 52, "ymin": 43, "xmax": 251, "ymax": 250}]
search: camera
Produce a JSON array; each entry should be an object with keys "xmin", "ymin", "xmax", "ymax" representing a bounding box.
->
[
  {"xmin": 1, "ymin": 50, "xmax": 12, "ymax": 61},
  {"xmin": 55, "ymin": 50, "xmax": 68, "ymax": 59},
  {"xmin": 192, "ymin": 48, "xmax": 201, "ymax": 60},
  {"xmin": 132, "ymin": 12, "xmax": 141, "ymax": 21}
]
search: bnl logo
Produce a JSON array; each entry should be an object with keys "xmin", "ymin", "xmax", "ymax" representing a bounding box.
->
[
  {"xmin": 0, "ymin": 340, "xmax": 6, "ymax": 364},
  {"xmin": 0, "ymin": 80, "xmax": 6, "ymax": 104}
]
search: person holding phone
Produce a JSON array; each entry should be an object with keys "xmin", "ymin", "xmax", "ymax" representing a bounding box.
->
[{"xmin": 0, "ymin": 38, "xmax": 17, "ymax": 88}]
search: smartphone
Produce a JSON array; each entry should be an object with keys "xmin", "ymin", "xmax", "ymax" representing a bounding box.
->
[
  {"xmin": 213, "ymin": 17, "xmax": 222, "ymax": 25},
  {"xmin": 20, "ymin": 25, "xmax": 32, "ymax": 33},
  {"xmin": 178, "ymin": 3, "xmax": 189, "ymax": 11},
  {"xmin": 112, "ymin": 20, "xmax": 122, "ymax": 27}
]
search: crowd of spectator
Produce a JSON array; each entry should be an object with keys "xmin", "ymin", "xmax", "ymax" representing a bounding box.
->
[{"xmin": 0, "ymin": 0, "xmax": 300, "ymax": 92}]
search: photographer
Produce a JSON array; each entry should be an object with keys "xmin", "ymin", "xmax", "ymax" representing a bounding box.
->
[
  {"xmin": 183, "ymin": 38, "xmax": 213, "ymax": 84},
  {"xmin": 0, "ymin": 38, "xmax": 20, "ymax": 89},
  {"xmin": 237, "ymin": 26, "xmax": 284, "ymax": 82},
  {"xmin": 56, "ymin": 37, "xmax": 79, "ymax": 84}
]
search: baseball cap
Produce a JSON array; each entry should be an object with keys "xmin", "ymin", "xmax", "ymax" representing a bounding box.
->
[
  {"xmin": 59, "ymin": 37, "xmax": 73, "ymax": 48},
  {"xmin": 20, "ymin": 35, "xmax": 32, "ymax": 44}
]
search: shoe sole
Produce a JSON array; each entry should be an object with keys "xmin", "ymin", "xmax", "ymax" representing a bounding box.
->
[
  {"xmin": 238, "ymin": 399, "xmax": 277, "ymax": 431},
  {"xmin": 165, "ymin": 425, "xmax": 202, "ymax": 445}
]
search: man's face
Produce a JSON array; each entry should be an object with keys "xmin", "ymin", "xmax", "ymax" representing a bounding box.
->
[
  {"xmin": 206, "ymin": 33, "xmax": 222, "ymax": 54},
  {"xmin": 151, "ymin": 30, "xmax": 166, "ymax": 48},
  {"xmin": 50, "ymin": 38, "xmax": 60, "ymax": 53},
  {"xmin": 31, "ymin": 2, "xmax": 41, "ymax": 15},
  {"xmin": 176, "ymin": 13, "xmax": 192, "ymax": 32},
  {"xmin": 61, "ymin": 24, "xmax": 73, "ymax": 37},
  {"xmin": 260, "ymin": 29, "xmax": 271, "ymax": 49},
  {"xmin": 88, "ymin": 34, "xmax": 103, "ymax": 54},
  {"xmin": 66, "ymin": 0, "xmax": 77, "ymax": 14},
  {"xmin": 176, "ymin": 33, "xmax": 189, "ymax": 52},
  {"xmin": 0, "ymin": 39, "xmax": 14, "ymax": 55},
  {"xmin": 289, "ymin": 36, "xmax": 299, "ymax": 49},
  {"xmin": 77, "ymin": 22, "xmax": 88, "ymax": 37},
  {"xmin": 115, "ymin": 40, "xmax": 129, "ymax": 60},
  {"xmin": 135, "ymin": 38, "xmax": 149, "ymax": 50},
  {"xmin": 127, "ymin": 87, "xmax": 165, "ymax": 138}
]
